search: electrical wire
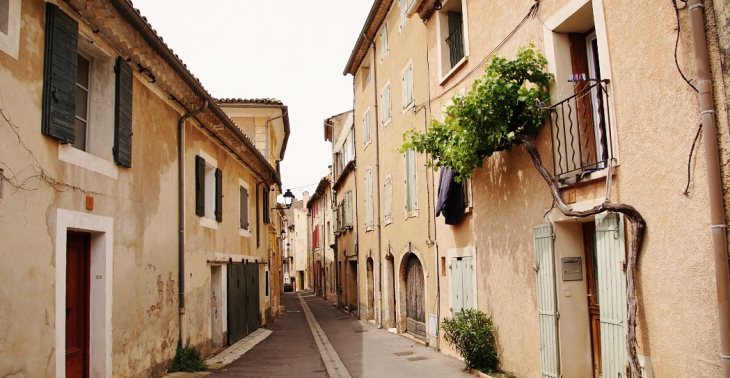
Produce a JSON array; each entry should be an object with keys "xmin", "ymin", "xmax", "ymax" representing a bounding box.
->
[
  {"xmin": 672, "ymin": 0, "xmax": 698, "ymax": 92},
  {"xmin": 683, "ymin": 123, "xmax": 702, "ymax": 195}
]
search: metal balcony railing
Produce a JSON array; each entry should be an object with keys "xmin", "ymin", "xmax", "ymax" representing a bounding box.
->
[
  {"xmin": 446, "ymin": 21, "xmax": 464, "ymax": 68},
  {"xmin": 544, "ymin": 80, "xmax": 613, "ymax": 180}
]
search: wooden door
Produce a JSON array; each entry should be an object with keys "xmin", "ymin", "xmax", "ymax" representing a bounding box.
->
[
  {"xmin": 583, "ymin": 222, "xmax": 602, "ymax": 377},
  {"xmin": 66, "ymin": 232, "xmax": 90, "ymax": 378},
  {"xmin": 405, "ymin": 255, "xmax": 425, "ymax": 338}
]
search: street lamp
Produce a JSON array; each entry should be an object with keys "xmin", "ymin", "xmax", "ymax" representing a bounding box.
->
[{"xmin": 282, "ymin": 189, "xmax": 295, "ymax": 209}]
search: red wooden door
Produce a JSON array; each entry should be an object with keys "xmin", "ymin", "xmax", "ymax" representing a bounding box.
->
[{"xmin": 66, "ymin": 232, "xmax": 90, "ymax": 378}]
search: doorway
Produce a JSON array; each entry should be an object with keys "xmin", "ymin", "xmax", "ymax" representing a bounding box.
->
[
  {"xmin": 404, "ymin": 254, "xmax": 425, "ymax": 338},
  {"xmin": 66, "ymin": 231, "xmax": 90, "ymax": 378}
]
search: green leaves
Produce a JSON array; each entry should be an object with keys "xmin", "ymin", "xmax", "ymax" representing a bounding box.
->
[
  {"xmin": 401, "ymin": 45, "xmax": 553, "ymax": 181},
  {"xmin": 441, "ymin": 309, "xmax": 499, "ymax": 372}
]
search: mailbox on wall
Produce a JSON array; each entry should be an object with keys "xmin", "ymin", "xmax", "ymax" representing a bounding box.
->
[{"xmin": 561, "ymin": 257, "xmax": 583, "ymax": 281}]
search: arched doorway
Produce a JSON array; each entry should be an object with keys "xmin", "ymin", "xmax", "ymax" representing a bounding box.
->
[
  {"xmin": 366, "ymin": 258, "xmax": 374, "ymax": 320},
  {"xmin": 404, "ymin": 254, "xmax": 425, "ymax": 338}
]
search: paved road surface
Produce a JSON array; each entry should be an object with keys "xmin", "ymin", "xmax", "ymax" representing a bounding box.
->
[{"xmin": 209, "ymin": 290, "xmax": 472, "ymax": 378}]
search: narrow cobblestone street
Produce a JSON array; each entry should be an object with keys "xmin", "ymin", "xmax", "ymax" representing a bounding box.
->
[{"xmin": 207, "ymin": 291, "xmax": 472, "ymax": 378}]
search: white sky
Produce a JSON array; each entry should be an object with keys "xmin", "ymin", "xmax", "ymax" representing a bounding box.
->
[{"xmin": 130, "ymin": 0, "xmax": 373, "ymax": 200}]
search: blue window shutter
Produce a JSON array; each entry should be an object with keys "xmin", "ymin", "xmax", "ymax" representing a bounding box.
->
[
  {"xmin": 41, "ymin": 3, "xmax": 78, "ymax": 143},
  {"xmin": 533, "ymin": 223, "xmax": 560, "ymax": 378},
  {"xmin": 595, "ymin": 213, "xmax": 628, "ymax": 377},
  {"xmin": 195, "ymin": 156, "xmax": 205, "ymax": 216},
  {"xmin": 114, "ymin": 57, "xmax": 133, "ymax": 168},
  {"xmin": 215, "ymin": 168, "xmax": 223, "ymax": 222}
]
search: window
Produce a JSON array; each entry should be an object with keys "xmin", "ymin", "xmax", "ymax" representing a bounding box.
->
[
  {"xmin": 365, "ymin": 168, "xmax": 373, "ymax": 231},
  {"xmin": 380, "ymin": 83, "xmax": 391, "ymax": 126},
  {"xmin": 362, "ymin": 66, "xmax": 371, "ymax": 89},
  {"xmin": 543, "ymin": 0, "xmax": 614, "ymax": 181},
  {"xmin": 379, "ymin": 22, "xmax": 388, "ymax": 61},
  {"xmin": 195, "ymin": 152, "xmax": 222, "ymax": 228},
  {"xmin": 239, "ymin": 179, "xmax": 250, "ymax": 237},
  {"xmin": 402, "ymin": 62, "xmax": 414, "ymax": 111},
  {"xmin": 265, "ymin": 267, "xmax": 270, "ymax": 298},
  {"xmin": 399, "ymin": 0, "xmax": 408, "ymax": 29},
  {"xmin": 0, "ymin": 0, "xmax": 20, "ymax": 59},
  {"xmin": 436, "ymin": 0, "xmax": 469, "ymax": 82},
  {"xmin": 404, "ymin": 149, "xmax": 418, "ymax": 215},
  {"xmin": 0, "ymin": 0, "xmax": 8, "ymax": 35},
  {"xmin": 73, "ymin": 53, "xmax": 90, "ymax": 151},
  {"xmin": 42, "ymin": 4, "xmax": 133, "ymax": 172},
  {"xmin": 384, "ymin": 174, "xmax": 393, "ymax": 224},
  {"xmin": 363, "ymin": 110, "xmax": 372, "ymax": 146}
]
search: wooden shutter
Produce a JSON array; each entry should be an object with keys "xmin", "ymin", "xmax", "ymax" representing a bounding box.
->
[
  {"xmin": 214, "ymin": 168, "xmax": 222, "ymax": 222},
  {"xmin": 451, "ymin": 257, "xmax": 464, "ymax": 313},
  {"xmin": 405, "ymin": 149, "xmax": 417, "ymax": 212},
  {"xmin": 114, "ymin": 56, "xmax": 133, "ymax": 168},
  {"xmin": 263, "ymin": 189, "xmax": 269, "ymax": 224},
  {"xmin": 240, "ymin": 186, "xmax": 249, "ymax": 230},
  {"xmin": 533, "ymin": 223, "xmax": 561, "ymax": 378},
  {"xmin": 345, "ymin": 191, "xmax": 353, "ymax": 227},
  {"xmin": 595, "ymin": 213, "xmax": 628, "ymax": 378},
  {"xmin": 42, "ymin": 3, "xmax": 78, "ymax": 143},
  {"xmin": 195, "ymin": 155, "xmax": 205, "ymax": 216}
]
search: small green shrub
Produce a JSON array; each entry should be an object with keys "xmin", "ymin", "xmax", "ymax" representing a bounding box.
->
[
  {"xmin": 168, "ymin": 341, "xmax": 207, "ymax": 373},
  {"xmin": 441, "ymin": 309, "xmax": 498, "ymax": 373}
]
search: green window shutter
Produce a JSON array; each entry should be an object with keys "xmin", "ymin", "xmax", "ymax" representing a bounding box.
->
[
  {"xmin": 595, "ymin": 213, "xmax": 628, "ymax": 378},
  {"xmin": 410, "ymin": 150, "xmax": 418, "ymax": 210},
  {"xmin": 365, "ymin": 170, "xmax": 373, "ymax": 228},
  {"xmin": 41, "ymin": 3, "xmax": 78, "ymax": 143},
  {"xmin": 240, "ymin": 186, "xmax": 249, "ymax": 230},
  {"xmin": 195, "ymin": 156, "xmax": 205, "ymax": 216},
  {"xmin": 263, "ymin": 188, "xmax": 270, "ymax": 224},
  {"xmin": 114, "ymin": 57, "xmax": 133, "ymax": 168},
  {"xmin": 533, "ymin": 223, "xmax": 561, "ymax": 378}
]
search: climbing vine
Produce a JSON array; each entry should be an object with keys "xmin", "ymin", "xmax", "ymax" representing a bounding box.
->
[{"xmin": 402, "ymin": 46, "xmax": 646, "ymax": 377}]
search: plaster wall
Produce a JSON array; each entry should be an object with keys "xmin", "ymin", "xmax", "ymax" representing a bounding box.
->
[
  {"xmin": 0, "ymin": 1, "xmax": 281, "ymax": 376},
  {"xmin": 424, "ymin": 0, "xmax": 728, "ymax": 376},
  {"xmin": 352, "ymin": 0, "xmax": 437, "ymax": 337},
  {"xmin": 0, "ymin": 1, "xmax": 181, "ymax": 376}
]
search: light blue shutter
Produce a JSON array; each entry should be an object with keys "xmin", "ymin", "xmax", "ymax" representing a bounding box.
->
[
  {"xmin": 595, "ymin": 213, "xmax": 628, "ymax": 378},
  {"xmin": 451, "ymin": 257, "xmax": 463, "ymax": 313},
  {"xmin": 363, "ymin": 112, "xmax": 371, "ymax": 145},
  {"xmin": 384, "ymin": 176, "xmax": 392, "ymax": 221},
  {"xmin": 462, "ymin": 256, "xmax": 473, "ymax": 310},
  {"xmin": 533, "ymin": 223, "xmax": 560, "ymax": 378},
  {"xmin": 345, "ymin": 191, "xmax": 353, "ymax": 227},
  {"xmin": 380, "ymin": 23, "xmax": 388, "ymax": 60}
]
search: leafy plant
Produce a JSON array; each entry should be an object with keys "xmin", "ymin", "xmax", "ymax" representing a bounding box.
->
[
  {"xmin": 441, "ymin": 308, "xmax": 498, "ymax": 372},
  {"xmin": 168, "ymin": 341, "xmax": 207, "ymax": 373},
  {"xmin": 401, "ymin": 45, "xmax": 553, "ymax": 181}
]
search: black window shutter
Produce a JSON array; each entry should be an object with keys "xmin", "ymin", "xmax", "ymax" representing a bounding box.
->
[
  {"xmin": 195, "ymin": 155, "xmax": 205, "ymax": 216},
  {"xmin": 215, "ymin": 168, "xmax": 223, "ymax": 222},
  {"xmin": 240, "ymin": 186, "xmax": 249, "ymax": 229},
  {"xmin": 114, "ymin": 57, "xmax": 133, "ymax": 168},
  {"xmin": 41, "ymin": 3, "xmax": 78, "ymax": 143}
]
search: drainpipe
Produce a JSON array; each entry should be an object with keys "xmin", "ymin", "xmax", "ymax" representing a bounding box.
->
[
  {"xmin": 363, "ymin": 32, "xmax": 384, "ymax": 328},
  {"xmin": 688, "ymin": 1, "xmax": 730, "ymax": 375},
  {"xmin": 177, "ymin": 100, "xmax": 208, "ymax": 343}
]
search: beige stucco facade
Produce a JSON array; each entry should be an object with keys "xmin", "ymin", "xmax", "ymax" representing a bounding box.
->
[
  {"xmin": 404, "ymin": 0, "xmax": 730, "ymax": 377},
  {"xmin": 0, "ymin": 1, "xmax": 287, "ymax": 377},
  {"xmin": 345, "ymin": 0, "xmax": 438, "ymax": 342}
]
